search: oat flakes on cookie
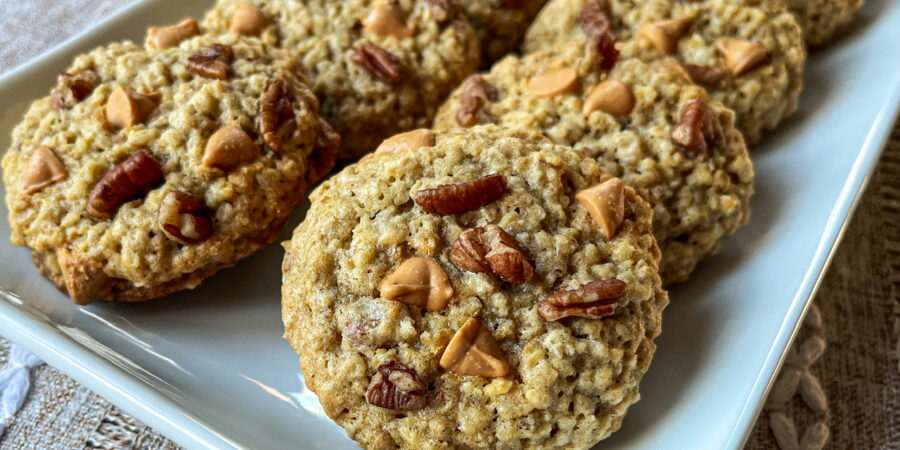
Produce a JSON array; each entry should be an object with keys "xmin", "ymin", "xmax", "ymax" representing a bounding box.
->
[
  {"xmin": 455, "ymin": 0, "xmax": 549, "ymax": 65},
  {"xmin": 434, "ymin": 43, "xmax": 754, "ymax": 284},
  {"xmin": 282, "ymin": 125, "xmax": 667, "ymax": 449},
  {"xmin": 784, "ymin": 0, "xmax": 865, "ymax": 46},
  {"xmin": 1, "ymin": 32, "xmax": 337, "ymax": 305},
  {"xmin": 202, "ymin": 0, "xmax": 481, "ymax": 160},
  {"xmin": 523, "ymin": 0, "xmax": 806, "ymax": 145}
]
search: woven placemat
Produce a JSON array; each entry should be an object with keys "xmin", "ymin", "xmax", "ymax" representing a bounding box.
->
[{"xmin": 0, "ymin": 1, "xmax": 897, "ymax": 448}]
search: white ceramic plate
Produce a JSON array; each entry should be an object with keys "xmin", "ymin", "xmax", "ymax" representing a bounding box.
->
[{"xmin": 1, "ymin": 1, "xmax": 899, "ymax": 449}]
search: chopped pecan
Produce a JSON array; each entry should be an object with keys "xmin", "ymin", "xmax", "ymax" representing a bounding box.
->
[
  {"xmin": 308, "ymin": 116, "xmax": 340, "ymax": 183},
  {"xmin": 51, "ymin": 71, "xmax": 99, "ymax": 111},
  {"xmin": 682, "ymin": 64, "xmax": 727, "ymax": 86},
  {"xmin": 413, "ymin": 174, "xmax": 507, "ymax": 215},
  {"xmin": 580, "ymin": 0, "xmax": 619, "ymax": 70},
  {"xmin": 259, "ymin": 79, "xmax": 296, "ymax": 153},
  {"xmin": 451, "ymin": 224, "xmax": 533, "ymax": 283},
  {"xmin": 21, "ymin": 146, "xmax": 68, "ymax": 195},
  {"xmin": 351, "ymin": 43, "xmax": 404, "ymax": 84},
  {"xmin": 88, "ymin": 150, "xmax": 164, "ymax": 218},
  {"xmin": 425, "ymin": 0, "xmax": 453, "ymax": 23},
  {"xmin": 539, "ymin": 279, "xmax": 626, "ymax": 321},
  {"xmin": 186, "ymin": 44, "xmax": 234, "ymax": 80},
  {"xmin": 456, "ymin": 75, "xmax": 498, "ymax": 128},
  {"xmin": 366, "ymin": 361, "xmax": 427, "ymax": 411},
  {"xmin": 158, "ymin": 190, "xmax": 214, "ymax": 245},
  {"xmin": 670, "ymin": 99, "xmax": 717, "ymax": 157}
]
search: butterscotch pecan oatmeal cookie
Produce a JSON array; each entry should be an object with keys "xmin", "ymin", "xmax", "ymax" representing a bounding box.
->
[
  {"xmin": 282, "ymin": 125, "xmax": 667, "ymax": 449},
  {"xmin": 202, "ymin": 0, "xmax": 481, "ymax": 160},
  {"xmin": 434, "ymin": 44, "xmax": 754, "ymax": 284},
  {"xmin": 784, "ymin": 0, "xmax": 865, "ymax": 46},
  {"xmin": 455, "ymin": 0, "xmax": 549, "ymax": 65},
  {"xmin": 523, "ymin": 0, "xmax": 806, "ymax": 145},
  {"xmin": 2, "ymin": 33, "xmax": 336, "ymax": 305}
]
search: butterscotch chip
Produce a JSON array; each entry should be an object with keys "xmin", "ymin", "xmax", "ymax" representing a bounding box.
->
[
  {"xmin": 380, "ymin": 256, "xmax": 453, "ymax": 311},
  {"xmin": 576, "ymin": 178, "xmax": 625, "ymax": 239},
  {"xmin": 202, "ymin": 124, "xmax": 260, "ymax": 171},
  {"xmin": 104, "ymin": 87, "xmax": 161, "ymax": 130},
  {"xmin": 639, "ymin": 17, "xmax": 693, "ymax": 54},
  {"xmin": 525, "ymin": 68, "xmax": 578, "ymax": 97},
  {"xmin": 20, "ymin": 146, "xmax": 68, "ymax": 195},
  {"xmin": 375, "ymin": 129, "xmax": 435, "ymax": 154},
  {"xmin": 229, "ymin": 4, "xmax": 267, "ymax": 36},
  {"xmin": 146, "ymin": 18, "xmax": 200, "ymax": 50},
  {"xmin": 364, "ymin": 0, "xmax": 415, "ymax": 39},
  {"xmin": 582, "ymin": 80, "xmax": 634, "ymax": 117},
  {"xmin": 716, "ymin": 38, "xmax": 769, "ymax": 76},
  {"xmin": 439, "ymin": 318, "xmax": 509, "ymax": 378}
]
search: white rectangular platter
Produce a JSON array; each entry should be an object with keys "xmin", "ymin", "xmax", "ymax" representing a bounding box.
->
[{"xmin": 1, "ymin": 1, "xmax": 899, "ymax": 449}]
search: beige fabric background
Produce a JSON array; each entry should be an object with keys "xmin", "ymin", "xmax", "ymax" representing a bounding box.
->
[{"xmin": 0, "ymin": 1, "xmax": 897, "ymax": 449}]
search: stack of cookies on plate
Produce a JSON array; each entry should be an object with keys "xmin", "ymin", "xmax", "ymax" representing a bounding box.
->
[{"xmin": 0, "ymin": 0, "xmax": 865, "ymax": 448}]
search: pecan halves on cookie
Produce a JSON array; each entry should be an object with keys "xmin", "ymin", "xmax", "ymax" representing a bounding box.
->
[
  {"xmin": 51, "ymin": 70, "xmax": 100, "ymax": 110},
  {"xmin": 88, "ymin": 149, "xmax": 164, "ymax": 218},
  {"xmin": 413, "ymin": 174, "xmax": 507, "ymax": 215},
  {"xmin": 186, "ymin": 44, "xmax": 234, "ymax": 79},
  {"xmin": 456, "ymin": 75, "xmax": 498, "ymax": 128},
  {"xmin": 351, "ymin": 43, "xmax": 404, "ymax": 84},
  {"xmin": 366, "ymin": 361, "xmax": 427, "ymax": 411},
  {"xmin": 259, "ymin": 79, "xmax": 296, "ymax": 153},
  {"xmin": 539, "ymin": 279, "xmax": 626, "ymax": 322},
  {"xmin": 580, "ymin": 1, "xmax": 619, "ymax": 71},
  {"xmin": 670, "ymin": 99, "xmax": 718, "ymax": 157},
  {"xmin": 451, "ymin": 224, "xmax": 533, "ymax": 283}
]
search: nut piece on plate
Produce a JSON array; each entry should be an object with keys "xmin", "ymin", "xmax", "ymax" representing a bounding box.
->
[
  {"xmin": 539, "ymin": 279, "xmax": 627, "ymax": 322},
  {"xmin": 439, "ymin": 317, "xmax": 510, "ymax": 377},
  {"xmin": 451, "ymin": 224, "xmax": 533, "ymax": 283},
  {"xmin": 147, "ymin": 18, "xmax": 200, "ymax": 50},
  {"xmin": 380, "ymin": 256, "xmax": 453, "ymax": 311},
  {"xmin": 202, "ymin": 124, "xmax": 260, "ymax": 171},
  {"xmin": 716, "ymin": 38, "xmax": 769, "ymax": 76},
  {"xmin": 158, "ymin": 191, "xmax": 214, "ymax": 245},
  {"xmin": 364, "ymin": 0, "xmax": 415, "ymax": 39},
  {"xmin": 682, "ymin": 64, "xmax": 727, "ymax": 87},
  {"xmin": 583, "ymin": 80, "xmax": 634, "ymax": 117},
  {"xmin": 670, "ymin": 99, "xmax": 718, "ymax": 157},
  {"xmin": 350, "ymin": 43, "xmax": 404, "ymax": 84},
  {"xmin": 413, "ymin": 174, "xmax": 507, "ymax": 215},
  {"xmin": 456, "ymin": 75, "xmax": 498, "ymax": 128},
  {"xmin": 259, "ymin": 79, "xmax": 296, "ymax": 153},
  {"xmin": 525, "ymin": 68, "xmax": 578, "ymax": 98},
  {"xmin": 575, "ymin": 177, "xmax": 625, "ymax": 239},
  {"xmin": 20, "ymin": 146, "xmax": 67, "ymax": 195},
  {"xmin": 51, "ymin": 71, "xmax": 100, "ymax": 111},
  {"xmin": 104, "ymin": 87, "xmax": 161, "ymax": 130},
  {"xmin": 366, "ymin": 361, "xmax": 427, "ymax": 411},
  {"xmin": 88, "ymin": 149, "xmax": 164, "ymax": 219},
  {"xmin": 186, "ymin": 44, "xmax": 234, "ymax": 79},
  {"xmin": 375, "ymin": 129, "xmax": 435, "ymax": 154},
  {"xmin": 639, "ymin": 17, "xmax": 694, "ymax": 54},
  {"xmin": 229, "ymin": 4, "xmax": 267, "ymax": 36}
]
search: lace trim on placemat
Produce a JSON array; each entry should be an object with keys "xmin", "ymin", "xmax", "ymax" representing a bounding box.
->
[{"xmin": 0, "ymin": 345, "xmax": 44, "ymax": 438}]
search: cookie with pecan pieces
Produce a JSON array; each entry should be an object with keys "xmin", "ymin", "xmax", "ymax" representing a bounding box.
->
[
  {"xmin": 523, "ymin": 0, "xmax": 806, "ymax": 145},
  {"xmin": 202, "ymin": 0, "xmax": 481, "ymax": 160},
  {"xmin": 434, "ymin": 44, "xmax": 754, "ymax": 284},
  {"xmin": 1, "ymin": 33, "xmax": 336, "ymax": 305},
  {"xmin": 282, "ymin": 125, "xmax": 667, "ymax": 449}
]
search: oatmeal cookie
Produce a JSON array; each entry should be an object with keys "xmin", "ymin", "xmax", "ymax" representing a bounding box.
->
[
  {"xmin": 282, "ymin": 125, "xmax": 667, "ymax": 449},
  {"xmin": 784, "ymin": 0, "xmax": 865, "ymax": 46},
  {"xmin": 2, "ymin": 33, "xmax": 336, "ymax": 305},
  {"xmin": 434, "ymin": 45, "xmax": 754, "ymax": 284},
  {"xmin": 457, "ymin": 0, "xmax": 549, "ymax": 65},
  {"xmin": 523, "ymin": 0, "xmax": 806, "ymax": 145},
  {"xmin": 202, "ymin": 0, "xmax": 481, "ymax": 160}
]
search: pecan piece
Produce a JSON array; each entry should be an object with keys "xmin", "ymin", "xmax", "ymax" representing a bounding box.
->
[
  {"xmin": 351, "ymin": 43, "xmax": 404, "ymax": 84},
  {"xmin": 259, "ymin": 79, "xmax": 296, "ymax": 153},
  {"xmin": 670, "ymin": 99, "xmax": 717, "ymax": 157},
  {"xmin": 51, "ymin": 71, "xmax": 99, "ymax": 111},
  {"xmin": 439, "ymin": 318, "xmax": 509, "ymax": 377},
  {"xmin": 451, "ymin": 224, "xmax": 533, "ymax": 283},
  {"xmin": 308, "ymin": 116, "xmax": 340, "ymax": 183},
  {"xmin": 414, "ymin": 174, "xmax": 507, "ymax": 215},
  {"xmin": 158, "ymin": 190, "xmax": 214, "ymax": 245},
  {"xmin": 366, "ymin": 361, "xmax": 427, "ymax": 411},
  {"xmin": 682, "ymin": 64, "xmax": 727, "ymax": 86},
  {"xmin": 539, "ymin": 279, "xmax": 626, "ymax": 322},
  {"xmin": 580, "ymin": 0, "xmax": 619, "ymax": 70},
  {"xmin": 88, "ymin": 150, "xmax": 164, "ymax": 218},
  {"xmin": 186, "ymin": 44, "xmax": 234, "ymax": 80},
  {"xmin": 21, "ymin": 146, "xmax": 68, "ymax": 195},
  {"xmin": 456, "ymin": 75, "xmax": 498, "ymax": 128}
]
